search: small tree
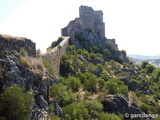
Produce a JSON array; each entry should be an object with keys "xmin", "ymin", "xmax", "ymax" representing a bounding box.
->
[
  {"xmin": 98, "ymin": 112, "xmax": 121, "ymax": 120},
  {"xmin": 120, "ymin": 49, "xmax": 126, "ymax": 56},
  {"xmin": 84, "ymin": 100, "xmax": 103, "ymax": 119},
  {"xmin": 140, "ymin": 61, "xmax": 148, "ymax": 69},
  {"xmin": 146, "ymin": 64, "xmax": 155, "ymax": 73},
  {"xmin": 0, "ymin": 85, "xmax": 33, "ymax": 120},
  {"xmin": 62, "ymin": 102, "xmax": 88, "ymax": 120}
]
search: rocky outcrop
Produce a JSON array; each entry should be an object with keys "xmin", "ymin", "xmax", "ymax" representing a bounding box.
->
[
  {"xmin": 102, "ymin": 95, "xmax": 142, "ymax": 120},
  {"xmin": 0, "ymin": 34, "xmax": 36, "ymax": 57},
  {"xmin": 129, "ymin": 81, "xmax": 140, "ymax": 91},
  {"xmin": 0, "ymin": 49, "xmax": 62, "ymax": 119}
]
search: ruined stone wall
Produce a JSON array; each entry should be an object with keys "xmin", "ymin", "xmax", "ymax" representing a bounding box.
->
[
  {"xmin": 41, "ymin": 37, "xmax": 69, "ymax": 76},
  {"xmin": 0, "ymin": 35, "xmax": 36, "ymax": 57}
]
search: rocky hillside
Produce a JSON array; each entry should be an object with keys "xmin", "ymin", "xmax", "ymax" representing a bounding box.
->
[
  {"xmin": 1, "ymin": 5, "xmax": 160, "ymax": 120},
  {"xmin": 0, "ymin": 36, "xmax": 62, "ymax": 120}
]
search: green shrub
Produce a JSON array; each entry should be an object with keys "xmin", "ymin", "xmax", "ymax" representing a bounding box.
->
[
  {"xmin": 116, "ymin": 72, "xmax": 130, "ymax": 77},
  {"xmin": 140, "ymin": 61, "xmax": 148, "ymax": 69},
  {"xmin": 105, "ymin": 81, "xmax": 118, "ymax": 94},
  {"xmin": 20, "ymin": 48, "xmax": 28, "ymax": 57},
  {"xmin": 42, "ymin": 59, "xmax": 54, "ymax": 75},
  {"xmin": 135, "ymin": 89, "xmax": 141, "ymax": 97},
  {"xmin": 98, "ymin": 112, "xmax": 121, "ymax": 120},
  {"xmin": 146, "ymin": 64, "xmax": 155, "ymax": 73},
  {"xmin": 97, "ymin": 64, "xmax": 104, "ymax": 72},
  {"xmin": 139, "ymin": 102, "xmax": 149, "ymax": 113},
  {"xmin": 152, "ymin": 68, "xmax": 160, "ymax": 83},
  {"xmin": 59, "ymin": 87, "xmax": 75, "ymax": 107},
  {"xmin": 0, "ymin": 85, "xmax": 33, "ymax": 120},
  {"xmin": 62, "ymin": 102, "xmax": 88, "ymax": 120},
  {"xmin": 89, "ymin": 46, "xmax": 99, "ymax": 53},
  {"xmin": 103, "ymin": 49, "xmax": 111, "ymax": 58},
  {"xmin": 118, "ymin": 85, "xmax": 128, "ymax": 97},
  {"xmin": 84, "ymin": 100, "xmax": 103, "ymax": 119},
  {"xmin": 89, "ymin": 53, "xmax": 97, "ymax": 59},
  {"xmin": 100, "ymin": 73, "xmax": 109, "ymax": 81},
  {"xmin": 97, "ymin": 78, "xmax": 105, "ymax": 90},
  {"xmin": 120, "ymin": 49, "xmax": 126, "ymax": 56},
  {"xmin": 50, "ymin": 37, "xmax": 64, "ymax": 48},
  {"xmin": 50, "ymin": 83, "xmax": 60, "ymax": 99},
  {"xmin": 83, "ymin": 72, "xmax": 97, "ymax": 93},
  {"xmin": 141, "ymin": 95, "xmax": 149, "ymax": 104},
  {"xmin": 106, "ymin": 41, "xmax": 117, "ymax": 53},
  {"xmin": 62, "ymin": 76, "xmax": 81, "ymax": 91}
]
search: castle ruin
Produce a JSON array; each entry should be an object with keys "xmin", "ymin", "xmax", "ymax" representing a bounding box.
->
[{"xmin": 61, "ymin": 5, "xmax": 105, "ymax": 39}]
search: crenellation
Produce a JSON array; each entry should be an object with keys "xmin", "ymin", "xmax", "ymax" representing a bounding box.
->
[{"xmin": 62, "ymin": 5, "xmax": 105, "ymax": 38}]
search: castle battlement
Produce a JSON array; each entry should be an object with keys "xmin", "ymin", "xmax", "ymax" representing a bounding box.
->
[{"xmin": 62, "ymin": 5, "xmax": 105, "ymax": 38}]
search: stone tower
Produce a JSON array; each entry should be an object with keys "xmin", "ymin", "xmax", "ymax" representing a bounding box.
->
[
  {"xmin": 79, "ymin": 5, "xmax": 94, "ymax": 29},
  {"xmin": 61, "ymin": 5, "xmax": 105, "ymax": 39}
]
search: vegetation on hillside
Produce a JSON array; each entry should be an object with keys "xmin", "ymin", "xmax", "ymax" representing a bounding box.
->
[
  {"xmin": 0, "ymin": 85, "xmax": 33, "ymax": 120},
  {"xmin": 48, "ymin": 43, "xmax": 160, "ymax": 119},
  {"xmin": 47, "ymin": 37, "xmax": 64, "ymax": 51}
]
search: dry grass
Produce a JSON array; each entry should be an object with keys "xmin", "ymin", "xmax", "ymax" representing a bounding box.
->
[
  {"xmin": 128, "ymin": 91, "xmax": 141, "ymax": 106},
  {"xmin": 0, "ymin": 33, "xmax": 27, "ymax": 40},
  {"xmin": 19, "ymin": 56, "xmax": 45, "ymax": 72}
]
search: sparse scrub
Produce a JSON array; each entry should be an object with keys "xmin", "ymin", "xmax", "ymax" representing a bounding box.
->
[
  {"xmin": 42, "ymin": 59, "xmax": 54, "ymax": 75},
  {"xmin": 20, "ymin": 48, "xmax": 28, "ymax": 57},
  {"xmin": 19, "ymin": 56, "xmax": 45, "ymax": 72},
  {"xmin": 120, "ymin": 49, "xmax": 126, "ymax": 56},
  {"xmin": 98, "ymin": 112, "xmax": 122, "ymax": 120},
  {"xmin": 19, "ymin": 56, "xmax": 30, "ymax": 68}
]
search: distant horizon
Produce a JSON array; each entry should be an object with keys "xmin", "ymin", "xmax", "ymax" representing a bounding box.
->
[
  {"xmin": 0, "ymin": 0, "xmax": 160, "ymax": 55},
  {"xmin": 127, "ymin": 54, "xmax": 160, "ymax": 56}
]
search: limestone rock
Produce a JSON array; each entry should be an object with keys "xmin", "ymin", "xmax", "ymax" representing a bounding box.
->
[
  {"xmin": 102, "ymin": 95, "xmax": 142, "ymax": 120},
  {"xmin": 0, "ymin": 50, "xmax": 62, "ymax": 119}
]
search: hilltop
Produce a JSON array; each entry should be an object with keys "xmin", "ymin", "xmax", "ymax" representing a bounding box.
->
[{"xmin": 0, "ymin": 5, "xmax": 160, "ymax": 120}]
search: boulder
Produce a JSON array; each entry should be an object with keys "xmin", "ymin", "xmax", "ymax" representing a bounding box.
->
[{"xmin": 102, "ymin": 95, "xmax": 142, "ymax": 120}]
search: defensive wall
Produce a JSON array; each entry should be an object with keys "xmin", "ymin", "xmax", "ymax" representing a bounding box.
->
[{"xmin": 41, "ymin": 37, "xmax": 69, "ymax": 76}]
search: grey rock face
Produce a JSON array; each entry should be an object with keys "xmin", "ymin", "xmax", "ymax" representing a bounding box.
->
[
  {"xmin": 118, "ymin": 76, "xmax": 129, "ymax": 85},
  {"xmin": 0, "ymin": 34, "xmax": 36, "ymax": 57},
  {"xmin": 129, "ymin": 81, "xmax": 140, "ymax": 91},
  {"xmin": 0, "ymin": 50, "xmax": 62, "ymax": 119},
  {"xmin": 102, "ymin": 95, "xmax": 142, "ymax": 120}
]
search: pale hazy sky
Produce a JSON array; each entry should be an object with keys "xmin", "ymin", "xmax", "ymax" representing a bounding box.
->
[{"xmin": 0, "ymin": 0, "xmax": 160, "ymax": 55}]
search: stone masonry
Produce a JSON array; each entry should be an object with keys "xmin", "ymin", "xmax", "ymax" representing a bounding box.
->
[
  {"xmin": 41, "ymin": 37, "xmax": 69, "ymax": 76},
  {"xmin": 61, "ymin": 5, "xmax": 105, "ymax": 39}
]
